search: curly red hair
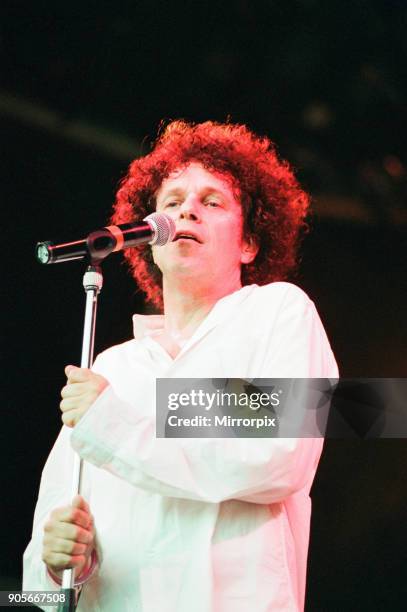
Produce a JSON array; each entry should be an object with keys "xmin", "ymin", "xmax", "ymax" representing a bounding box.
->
[{"xmin": 112, "ymin": 120, "xmax": 310, "ymax": 310}]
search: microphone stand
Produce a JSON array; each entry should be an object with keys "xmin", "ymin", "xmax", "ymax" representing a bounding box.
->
[
  {"xmin": 58, "ymin": 263, "xmax": 103, "ymax": 612},
  {"xmin": 35, "ymin": 212, "xmax": 175, "ymax": 610}
]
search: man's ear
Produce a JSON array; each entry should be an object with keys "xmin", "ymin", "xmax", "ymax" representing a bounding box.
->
[{"xmin": 240, "ymin": 236, "xmax": 259, "ymax": 265}]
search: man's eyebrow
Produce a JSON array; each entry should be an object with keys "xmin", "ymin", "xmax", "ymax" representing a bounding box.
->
[
  {"xmin": 160, "ymin": 186, "xmax": 231, "ymax": 199},
  {"xmin": 199, "ymin": 186, "xmax": 230, "ymax": 198},
  {"xmin": 160, "ymin": 188, "xmax": 184, "ymax": 198}
]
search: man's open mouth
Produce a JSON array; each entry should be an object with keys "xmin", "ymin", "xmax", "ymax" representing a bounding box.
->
[{"xmin": 174, "ymin": 232, "xmax": 202, "ymax": 243}]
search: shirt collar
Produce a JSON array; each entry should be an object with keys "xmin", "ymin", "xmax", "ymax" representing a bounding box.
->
[
  {"xmin": 132, "ymin": 314, "xmax": 165, "ymax": 340},
  {"xmin": 132, "ymin": 285, "xmax": 257, "ymax": 343}
]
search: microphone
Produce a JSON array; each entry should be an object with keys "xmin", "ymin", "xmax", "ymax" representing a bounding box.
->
[{"xmin": 35, "ymin": 213, "xmax": 176, "ymax": 264}]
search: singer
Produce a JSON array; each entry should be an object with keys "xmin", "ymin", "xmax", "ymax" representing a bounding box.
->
[{"xmin": 24, "ymin": 120, "xmax": 338, "ymax": 611}]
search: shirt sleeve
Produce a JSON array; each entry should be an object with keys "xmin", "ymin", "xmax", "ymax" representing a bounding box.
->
[
  {"xmin": 22, "ymin": 426, "xmax": 96, "ymax": 609},
  {"xmin": 23, "ymin": 426, "xmax": 73, "ymax": 607},
  {"xmin": 259, "ymin": 283, "xmax": 339, "ymax": 378},
  {"xmin": 70, "ymin": 284, "xmax": 339, "ymax": 505}
]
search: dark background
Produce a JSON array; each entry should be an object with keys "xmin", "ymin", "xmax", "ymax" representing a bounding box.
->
[{"xmin": 1, "ymin": 1, "xmax": 406, "ymax": 610}]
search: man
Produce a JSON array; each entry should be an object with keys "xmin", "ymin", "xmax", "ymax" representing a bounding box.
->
[{"xmin": 24, "ymin": 120, "xmax": 338, "ymax": 611}]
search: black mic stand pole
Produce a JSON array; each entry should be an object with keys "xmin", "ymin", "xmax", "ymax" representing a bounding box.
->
[{"xmin": 58, "ymin": 262, "xmax": 103, "ymax": 612}]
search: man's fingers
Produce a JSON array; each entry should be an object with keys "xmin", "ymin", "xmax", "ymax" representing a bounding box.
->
[
  {"xmin": 65, "ymin": 366, "xmax": 91, "ymax": 383},
  {"xmin": 48, "ymin": 504, "xmax": 93, "ymax": 529},
  {"xmin": 61, "ymin": 411, "xmax": 78, "ymax": 428},
  {"xmin": 60, "ymin": 397, "xmax": 96, "ymax": 413},
  {"xmin": 44, "ymin": 521, "xmax": 94, "ymax": 544},
  {"xmin": 44, "ymin": 521, "xmax": 92, "ymax": 544},
  {"xmin": 72, "ymin": 495, "xmax": 90, "ymax": 513},
  {"xmin": 42, "ymin": 550, "xmax": 71, "ymax": 568},
  {"xmin": 60, "ymin": 398, "xmax": 80, "ymax": 412},
  {"xmin": 61, "ymin": 382, "xmax": 89, "ymax": 399},
  {"xmin": 42, "ymin": 497, "xmax": 95, "ymax": 575},
  {"xmin": 60, "ymin": 369, "xmax": 108, "ymax": 427},
  {"xmin": 65, "ymin": 364, "xmax": 75, "ymax": 376},
  {"xmin": 43, "ymin": 535, "xmax": 89, "ymax": 556},
  {"xmin": 42, "ymin": 550, "xmax": 86, "ymax": 570}
]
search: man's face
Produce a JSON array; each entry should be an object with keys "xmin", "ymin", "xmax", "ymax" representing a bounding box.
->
[{"xmin": 152, "ymin": 163, "xmax": 257, "ymax": 286}]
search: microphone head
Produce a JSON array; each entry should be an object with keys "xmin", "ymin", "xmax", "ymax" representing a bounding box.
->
[{"xmin": 143, "ymin": 213, "xmax": 176, "ymax": 246}]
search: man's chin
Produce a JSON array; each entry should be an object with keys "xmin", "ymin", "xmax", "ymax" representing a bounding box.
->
[{"xmin": 161, "ymin": 261, "xmax": 208, "ymax": 281}]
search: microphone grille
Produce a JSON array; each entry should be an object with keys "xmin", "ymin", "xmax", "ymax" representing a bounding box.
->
[{"xmin": 143, "ymin": 213, "xmax": 176, "ymax": 246}]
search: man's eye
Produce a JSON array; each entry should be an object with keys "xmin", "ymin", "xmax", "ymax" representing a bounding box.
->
[
  {"xmin": 165, "ymin": 201, "xmax": 179, "ymax": 208},
  {"xmin": 205, "ymin": 200, "xmax": 220, "ymax": 207}
]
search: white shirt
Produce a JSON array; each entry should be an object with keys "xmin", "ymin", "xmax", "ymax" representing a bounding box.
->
[{"xmin": 23, "ymin": 282, "xmax": 338, "ymax": 611}]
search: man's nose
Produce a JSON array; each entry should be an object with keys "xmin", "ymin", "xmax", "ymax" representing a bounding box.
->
[{"xmin": 179, "ymin": 194, "xmax": 201, "ymax": 221}]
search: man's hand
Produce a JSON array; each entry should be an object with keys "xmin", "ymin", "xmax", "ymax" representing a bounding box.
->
[
  {"xmin": 42, "ymin": 495, "xmax": 95, "ymax": 580},
  {"xmin": 60, "ymin": 365, "xmax": 108, "ymax": 427}
]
